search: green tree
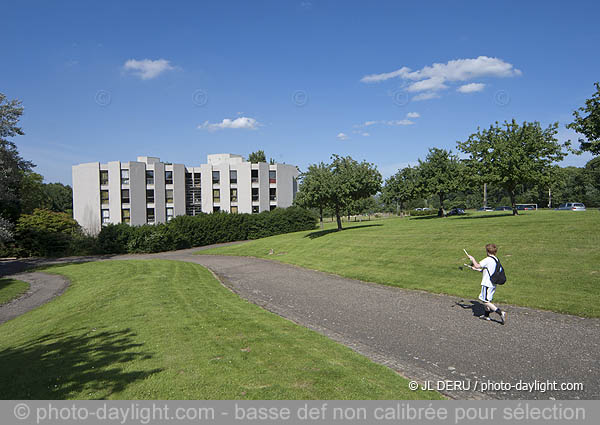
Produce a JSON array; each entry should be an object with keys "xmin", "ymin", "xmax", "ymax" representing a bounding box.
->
[
  {"xmin": 417, "ymin": 148, "xmax": 464, "ymax": 217},
  {"xmin": 1, "ymin": 93, "xmax": 33, "ymax": 219},
  {"xmin": 43, "ymin": 182, "xmax": 73, "ymax": 213},
  {"xmin": 19, "ymin": 171, "xmax": 47, "ymax": 214},
  {"xmin": 381, "ymin": 166, "xmax": 419, "ymax": 214},
  {"xmin": 295, "ymin": 162, "xmax": 332, "ymax": 229},
  {"xmin": 328, "ymin": 155, "xmax": 382, "ymax": 230},
  {"xmin": 247, "ymin": 150, "xmax": 267, "ymax": 163},
  {"xmin": 566, "ymin": 82, "xmax": 600, "ymax": 155},
  {"xmin": 15, "ymin": 208, "xmax": 81, "ymax": 257},
  {"xmin": 458, "ymin": 120, "xmax": 569, "ymax": 215}
]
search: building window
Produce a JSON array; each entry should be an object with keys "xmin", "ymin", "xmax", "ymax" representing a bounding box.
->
[
  {"xmin": 230, "ymin": 188, "xmax": 238, "ymax": 202},
  {"xmin": 121, "ymin": 189, "xmax": 130, "ymax": 204},
  {"xmin": 122, "ymin": 209, "xmax": 130, "ymax": 224},
  {"xmin": 270, "ymin": 205, "xmax": 276, "ymax": 211},
  {"xmin": 147, "ymin": 208, "xmax": 155, "ymax": 224},
  {"xmin": 100, "ymin": 170, "xmax": 109, "ymax": 186},
  {"xmin": 230, "ymin": 170, "xmax": 237, "ymax": 184},
  {"xmin": 100, "ymin": 190, "xmax": 109, "ymax": 205},
  {"xmin": 252, "ymin": 187, "xmax": 259, "ymax": 202},
  {"xmin": 252, "ymin": 206, "xmax": 259, "ymax": 214},
  {"xmin": 146, "ymin": 170, "xmax": 154, "ymax": 185},
  {"xmin": 102, "ymin": 209, "xmax": 110, "ymax": 224},
  {"xmin": 194, "ymin": 173, "xmax": 201, "ymax": 186},
  {"xmin": 213, "ymin": 206, "xmax": 220, "ymax": 213},
  {"xmin": 165, "ymin": 170, "xmax": 173, "ymax": 185},
  {"xmin": 230, "ymin": 206, "xmax": 238, "ymax": 214},
  {"xmin": 269, "ymin": 187, "xmax": 276, "ymax": 201},
  {"xmin": 166, "ymin": 189, "xmax": 174, "ymax": 204},
  {"xmin": 212, "ymin": 171, "xmax": 220, "ymax": 184},
  {"xmin": 166, "ymin": 207, "xmax": 174, "ymax": 222},
  {"xmin": 146, "ymin": 189, "xmax": 154, "ymax": 203},
  {"xmin": 251, "ymin": 169, "xmax": 258, "ymax": 183},
  {"xmin": 121, "ymin": 169, "xmax": 129, "ymax": 185},
  {"xmin": 269, "ymin": 170, "xmax": 276, "ymax": 184},
  {"xmin": 213, "ymin": 189, "xmax": 220, "ymax": 203}
]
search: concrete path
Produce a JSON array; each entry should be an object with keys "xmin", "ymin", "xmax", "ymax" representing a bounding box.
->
[
  {"xmin": 1, "ymin": 245, "xmax": 599, "ymax": 399},
  {"xmin": 0, "ymin": 272, "xmax": 70, "ymax": 325}
]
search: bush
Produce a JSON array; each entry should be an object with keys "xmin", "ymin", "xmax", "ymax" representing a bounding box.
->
[
  {"xmin": 97, "ymin": 223, "xmax": 135, "ymax": 254},
  {"xmin": 96, "ymin": 206, "xmax": 318, "ymax": 254},
  {"xmin": 409, "ymin": 209, "xmax": 437, "ymax": 217},
  {"xmin": 15, "ymin": 209, "xmax": 82, "ymax": 257}
]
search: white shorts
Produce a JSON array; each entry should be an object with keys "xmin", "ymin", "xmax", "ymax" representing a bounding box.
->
[{"xmin": 479, "ymin": 285, "xmax": 496, "ymax": 303}]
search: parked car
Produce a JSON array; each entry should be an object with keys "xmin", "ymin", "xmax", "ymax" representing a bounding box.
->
[
  {"xmin": 557, "ymin": 203, "xmax": 586, "ymax": 211},
  {"xmin": 495, "ymin": 206, "xmax": 512, "ymax": 211},
  {"xmin": 517, "ymin": 204, "xmax": 537, "ymax": 210},
  {"xmin": 477, "ymin": 206, "xmax": 494, "ymax": 212},
  {"xmin": 447, "ymin": 207, "xmax": 466, "ymax": 216}
]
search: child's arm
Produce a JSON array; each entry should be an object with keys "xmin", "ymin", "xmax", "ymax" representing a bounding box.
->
[{"xmin": 466, "ymin": 254, "xmax": 483, "ymax": 269}]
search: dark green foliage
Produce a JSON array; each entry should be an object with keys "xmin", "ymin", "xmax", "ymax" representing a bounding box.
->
[
  {"xmin": 567, "ymin": 82, "xmax": 600, "ymax": 155},
  {"xmin": 97, "ymin": 223, "xmax": 135, "ymax": 254},
  {"xmin": 247, "ymin": 150, "xmax": 267, "ymax": 163},
  {"xmin": 15, "ymin": 209, "xmax": 81, "ymax": 257},
  {"xmin": 97, "ymin": 207, "xmax": 317, "ymax": 254}
]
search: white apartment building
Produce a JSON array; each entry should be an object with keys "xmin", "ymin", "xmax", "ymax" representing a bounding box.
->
[{"xmin": 72, "ymin": 154, "xmax": 299, "ymax": 234}]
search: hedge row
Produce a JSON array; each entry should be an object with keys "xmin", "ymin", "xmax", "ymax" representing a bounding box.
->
[{"xmin": 98, "ymin": 207, "xmax": 317, "ymax": 254}]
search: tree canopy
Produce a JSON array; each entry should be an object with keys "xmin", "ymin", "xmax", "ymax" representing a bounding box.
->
[
  {"xmin": 458, "ymin": 120, "xmax": 569, "ymax": 215},
  {"xmin": 566, "ymin": 82, "xmax": 600, "ymax": 155},
  {"xmin": 417, "ymin": 148, "xmax": 465, "ymax": 217},
  {"xmin": 381, "ymin": 166, "xmax": 419, "ymax": 214},
  {"xmin": 1, "ymin": 93, "xmax": 33, "ymax": 219},
  {"xmin": 295, "ymin": 162, "xmax": 332, "ymax": 228},
  {"xmin": 247, "ymin": 150, "xmax": 267, "ymax": 163}
]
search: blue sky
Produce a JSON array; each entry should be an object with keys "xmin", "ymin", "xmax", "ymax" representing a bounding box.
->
[{"xmin": 2, "ymin": 0, "xmax": 598, "ymax": 184}]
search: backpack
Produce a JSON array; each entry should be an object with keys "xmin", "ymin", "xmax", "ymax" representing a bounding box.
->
[{"xmin": 486, "ymin": 256, "xmax": 507, "ymax": 285}]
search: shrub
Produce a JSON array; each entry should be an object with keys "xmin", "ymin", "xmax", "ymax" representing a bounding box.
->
[
  {"xmin": 97, "ymin": 223, "xmax": 135, "ymax": 254},
  {"xmin": 409, "ymin": 209, "xmax": 437, "ymax": 217},
  {"xmin": 96, "ymin": 206, "xmax": 317, "ymax": 254},
  {"xmin": 15, "ymin": 209, "xmax": 82, "ymax": 257}
]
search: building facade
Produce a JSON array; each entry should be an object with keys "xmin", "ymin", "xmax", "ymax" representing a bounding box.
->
[{"xmin": 72, "ymin": 154, "xmax": 299, "ymax": 234}]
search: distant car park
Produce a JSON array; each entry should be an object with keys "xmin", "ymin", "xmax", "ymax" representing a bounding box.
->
[
  {"xmin": 557, "ymin": 203, "xmax": 586, "ymax": 211},
  {"xmin": 495, "ymin": 206, "xmax": 512, "ymax": 211},
  {"xmin": 477, "ymin": 206, "xmax": 494, "ymax": 212}
]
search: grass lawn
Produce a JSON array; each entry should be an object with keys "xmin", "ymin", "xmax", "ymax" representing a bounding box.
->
[
  {"xmin": 0, "ymin": 260, "xmax": 440, "ymax": 400},
  {"xmin": 200, "ymin": 210, "xmax": 600, "ymax": 317},
  {"xmin": 0, "ymin": 279, "xmax": 30, "ymax": 305}
]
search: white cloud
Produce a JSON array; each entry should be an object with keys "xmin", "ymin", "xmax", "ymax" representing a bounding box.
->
[
  {"xmin": 406, "ymin": 76, "xmax": 448, "ymax": 92},
  {"xmin": 387, "ymin": 119, "xmax": 414, "ymax": 126},
  {"xmin": 361, "ymin": 66, "xmax": 412, "ymax": 83},
  {"xmin": 412, "ymin": 92, "xmax": 441, "ymax": 101},
  {"xmin": 361, "ymin": 56, "xmax": 521, "ymax": 84},
  {"xmin": 361, "ymin": 56, "xmax": 520, "ymax": 101},
  {"xmin": 406, "ymin": 112, "xmax": 420, "ymax": 118},
  {"xmin": 457, "ymin": 82, "xmax": 486, "ymax": 93},
  {"xmin": 123, "ymin": 58, "xmax": 176, "ymax": 80},
  {"xmin": 199, "ymin": 117, "xmax": 260, "ymax": 131},
  {"xmin": 337, "ymin": 132, "xmax": 349, "ymax": 140},
  {"xmin": 364, "ymin": 121, "xmax": 378, "ymax": 127},
  {"xmin": 361, "ymin": 132, "xmax": 370, "ymax": 137}
]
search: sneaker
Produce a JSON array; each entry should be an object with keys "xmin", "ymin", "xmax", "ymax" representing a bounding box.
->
[
  {"xmin": 500, "ymin": 311, "xmax": 507, "ymax": 325},
  {"xmin": 479, "ymin": 315, "xmax": 491, "ymax": 321}
]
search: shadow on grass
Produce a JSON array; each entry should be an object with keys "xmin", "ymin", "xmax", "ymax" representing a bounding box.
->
[
  {"xmin": 305, "ymin": 224, "xmax": 383, "ymax": 239},
  {"xmin": 0, "ymin": 256, "xmax": 117, "ymax": 278},
  {"xmin": 0, "ymin": 327, "xmax": 161, "ymax": 399},
  {"xmin": 456, "ymin": 300, "xmax": 503, "ymax": 324}
]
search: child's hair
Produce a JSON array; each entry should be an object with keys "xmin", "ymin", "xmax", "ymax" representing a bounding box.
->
[{"xmin": 486, "ymin": 243, "xmax": 498, "ymax": 255}]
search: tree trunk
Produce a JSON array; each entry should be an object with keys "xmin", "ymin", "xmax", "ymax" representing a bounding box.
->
[
  {"xmin": 548, "ymin": 188, "xmax": 552, "ymax": 209},
  {"xmin": 438, "ymin": 193, "xmax": 445, "ymax": 217},
  {"xmin": 319, "ymin": 206, "xmax": 324, "ymax": 229},
  {"xmin": 483, "ymin": 183, "xmax": 487, "ymax": 207},
  {"xmin": 510, "ymin": 191, "xmax": 518, "ymax": 215},
  {"xmin": 335, "ymin": 205, "xmax": 343, "ymax": 230}
]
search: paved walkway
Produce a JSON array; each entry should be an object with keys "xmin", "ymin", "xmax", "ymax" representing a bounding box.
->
[{"xmin": 1, "ymin": 245, "xmax": 599, "ymax": 399}]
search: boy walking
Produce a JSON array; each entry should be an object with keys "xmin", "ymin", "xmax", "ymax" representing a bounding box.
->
[{"xmin": 466, "ymin": 244, "xmax": 507, "ymax": 324}]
